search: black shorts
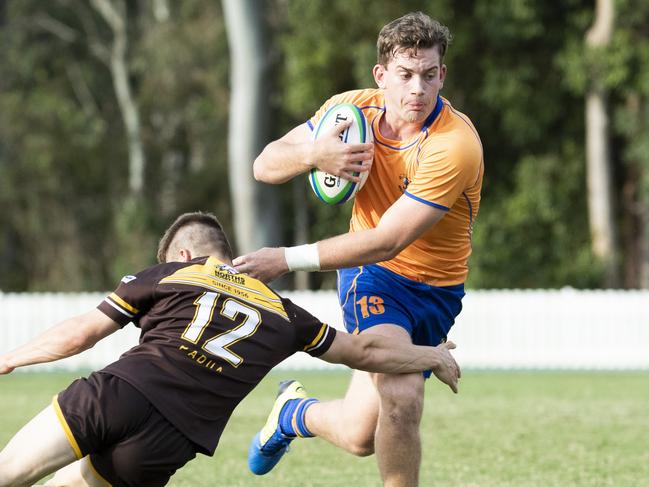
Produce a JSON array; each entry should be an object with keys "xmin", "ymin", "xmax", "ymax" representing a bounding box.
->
[{"xmin": 56, "ymin": 372, "xmax": 197, "ymax": 487}]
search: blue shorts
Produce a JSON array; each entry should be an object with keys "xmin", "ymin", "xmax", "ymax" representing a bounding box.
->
[{"xmin": 337, "ymin": 264, "xmax": 465, "ymax": 377}]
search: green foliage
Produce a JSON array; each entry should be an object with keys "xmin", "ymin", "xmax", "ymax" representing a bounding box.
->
[
  {"xmin": 0, "ymin": 0, "xmax": 231, "ymax": 291},
  {"xmin": 468, "ymin": 146, "xmax": 602, "ymax": 288},
  {"xmin": 560, "ymin": 32, "xmax": 633, "ymax": 95},
  {"xmin": 281, "ymin": 0, "xmax": 453, "ymax": 117},
  {"xmin": 613, "ymin": 2, "xmax": 649, "ymax": 197},
  {"xmin": 0, "ymin": 0, "xmax": 117, "ymax": 290},
  {"xmin": 2, "ymin": 0, "xmax": 649, "ymax": 290},
  {"xmin": 110, "ymin": 196, "xmax": 157, "ymax": 283}
]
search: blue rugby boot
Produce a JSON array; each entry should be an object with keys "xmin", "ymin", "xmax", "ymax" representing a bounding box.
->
[{"xmin": 248, "ymin": 380, "xmax": 318, "ymax": 475}]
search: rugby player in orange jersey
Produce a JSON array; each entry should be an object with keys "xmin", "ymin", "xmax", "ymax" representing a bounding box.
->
[{"xmin": 236, "ymin": 12, "xmax": 483, "ymax": 487}]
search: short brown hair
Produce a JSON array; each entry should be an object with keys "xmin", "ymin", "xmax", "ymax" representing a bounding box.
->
[
  {"xmin": 157, "ymin": 212, "xmax": 233, "ymax": 263},
  {"xmin": 377, "ymin": 12, "xmax": 452, "ymax": 66}
]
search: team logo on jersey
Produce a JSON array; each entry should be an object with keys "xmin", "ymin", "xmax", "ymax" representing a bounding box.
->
[
  {"xmin": 217, "ymin": 264, "xmax": 238, "ymax": 275},
  {"xmin": 398, "ymin": 174, "xmax": 410, "ymax": 193},
  {"xmin": 120, "ymin": 275, "xmax": 137, "ymax": 284}
]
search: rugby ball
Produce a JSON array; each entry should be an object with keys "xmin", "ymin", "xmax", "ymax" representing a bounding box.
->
[{"xmin": 309, "ymin": 103, "xmax": 373, "ymax": 205}]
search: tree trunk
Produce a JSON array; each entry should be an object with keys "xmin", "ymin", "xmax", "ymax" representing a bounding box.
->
[
  {"xmin": 293, "ymin": 180, "xmax": 309, "ymax": 290},
  {"xmin": 222, "ymin": 0, "xmax": 281, "ymax": 256},
  {"xmin": 623, "ymin": 95, "xmax": 649, "ymax": 288},
  {"xmin": 152, "ymin": 0, "xmax": 170, "ymax": 22},
  {"xmin": 91, "ymin": 0, "xmax": 145, "ymax": 197},
  {"xmin": 585, "ymin": 0, "xmax": 620, "ymax": 287},
  {"xmin": 640, "ymin": 187, "xmax": 649, "ymax": 288}
]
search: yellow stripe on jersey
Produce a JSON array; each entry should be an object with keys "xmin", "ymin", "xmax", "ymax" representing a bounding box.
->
[
  {"xmin": 160, "ymin": 257, "xmax": 289, "ymax": 321},
  {"xmin": 303, "ymin": 323, "xmax": 328, "ymax": 352},
  {"xmin": 52, "ymin": 395, "xmax": 83, "ymax": 460},
  {"xmin": 108, "ymin": 292, "xmax": 139, "ymax": 315}
]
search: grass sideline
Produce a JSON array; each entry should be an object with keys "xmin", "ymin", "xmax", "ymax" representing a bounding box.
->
[{"xmin": 1, "ymin": 370, "xmax": 648, "ymax": 486}]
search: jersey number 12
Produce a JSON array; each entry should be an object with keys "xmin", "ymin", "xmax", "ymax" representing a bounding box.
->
[{"xmin": 181, "ymin": 291, "xmax": 261, "ymax": 367}]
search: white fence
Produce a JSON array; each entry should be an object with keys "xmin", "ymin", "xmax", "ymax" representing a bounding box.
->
[{"xmin": 1, "ymin": 290, "xmax": 647, "ymax": 371}]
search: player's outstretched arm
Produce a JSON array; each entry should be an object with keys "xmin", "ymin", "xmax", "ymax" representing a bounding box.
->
[
  {"xmin": 234, "ymin": 195, "xmax": 445, "ymax": 282},
  {"xmin": 0, "ymin": 309, "xmax": 120, "ymax": 374},
  {"xmin": 320, "ymin": 332, "xmax": 461, "ymax": 393},
  {"xmin": 254, "ymin": 122, "xmax": 373, "ymax": 184}
]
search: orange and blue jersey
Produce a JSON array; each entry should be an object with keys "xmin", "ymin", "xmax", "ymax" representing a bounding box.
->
[{"xmin": 308, "ymin": 89, "xmax": 484, "ymax": 286}]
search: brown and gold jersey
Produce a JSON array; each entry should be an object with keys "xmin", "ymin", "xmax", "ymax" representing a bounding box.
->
[{"xmin": 97, "ymin": 256, "xmax": 336, "ymax": 454}]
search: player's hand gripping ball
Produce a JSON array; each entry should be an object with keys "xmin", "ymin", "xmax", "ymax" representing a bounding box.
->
[{"xmin": 309, "ymin": 103, "xmax": 373, "ymax": 205}]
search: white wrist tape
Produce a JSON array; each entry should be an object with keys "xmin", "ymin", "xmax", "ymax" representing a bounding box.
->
[{"xmin": 285, "ymin": 244, "xmax": 321, "ymax": 272}]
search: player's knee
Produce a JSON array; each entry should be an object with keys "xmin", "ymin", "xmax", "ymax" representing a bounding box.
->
[
  {"xmin": 384, "ymin": 401, "xmax": 422, "ymax": 431},
  {"xmin": 336, "ymin": 415, "xmax": 376, "ymax": 456},
  {"xmin": 43, "ymin": 460, "xmax": 88, "ymax": 487},
  {"xmin": 376, "ymin": 375, "xmax": 424, "ymax": 427},
  {"xmin": 344, "ymin": 433, "xmax": 375, "ymax": 457}
]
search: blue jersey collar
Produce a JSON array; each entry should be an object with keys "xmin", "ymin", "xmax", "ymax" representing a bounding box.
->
[{"xmin": 421, "ymin": 96, "xmax": 444, "ymax": 132}]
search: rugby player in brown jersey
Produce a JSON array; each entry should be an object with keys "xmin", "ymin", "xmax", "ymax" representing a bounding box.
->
[{"xmin": 0, "ymin": 212, "xmax": 460, "ymax": 487}]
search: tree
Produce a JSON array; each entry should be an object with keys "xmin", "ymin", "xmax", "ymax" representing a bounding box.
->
[
  {"xmin": 563, "ymin": 0, "xmax": 649, "ymax": 288},
  {"xmin": 0, "ymin": 0, "xmax": 233, "ymax": 291},
  {"xmin": 90, "ymin": 0, "xmax": 145, "ymax": 197},
  {"xmin": 612, "ymin": 0, "xmax": 649, "ymax": 288},
  {"xmin": 2, "ymin": 0, "xmax": 646, "ymax": 291},
  {"xmin": 221, "ymin": 0, "xmax": 282, "ymax": 255},
  {"xmin": 585, "ymin": 0, "xmax": 620, "ymax": 287},
  {"xmin": 0, "ymin": 0, "xmax": 119, "ymax": 291}
]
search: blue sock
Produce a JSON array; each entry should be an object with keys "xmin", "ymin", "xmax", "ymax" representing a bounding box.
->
[{"xmin": 278, "ymin": 398, "xmax": 318, "ymax": 438}]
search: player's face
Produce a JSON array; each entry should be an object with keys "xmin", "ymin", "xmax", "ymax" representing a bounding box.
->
[{"xmin": 373, "ymin": 47, "xmax": 446, "ymax": 125}]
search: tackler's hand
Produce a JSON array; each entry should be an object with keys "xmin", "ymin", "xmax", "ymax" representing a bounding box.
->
[
  {"xmin": 0, "ymin": 357, "xmax": 15, "ymax": 375},
  {"xmin": 431, "ymin": 341, "xmax": 461, "ymax": 393},
  {"xmin": 233, "ymin": 247, "xmax": 289, "ymax": 283}
]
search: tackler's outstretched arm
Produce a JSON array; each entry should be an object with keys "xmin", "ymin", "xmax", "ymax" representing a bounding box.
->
[
  {"xmin": 320, "ymin": 332, "xmax": 461, "ymax": 393},
  {"xmin": 0, "ymin": 309, "xmax": 120, "ymax": 374}
]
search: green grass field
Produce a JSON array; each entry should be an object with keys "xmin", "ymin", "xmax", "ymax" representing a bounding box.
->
[{"xmin": 2, "ymin": 370, "xmax": 648, "ymax": 486}]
